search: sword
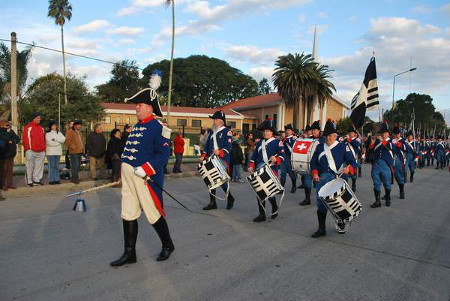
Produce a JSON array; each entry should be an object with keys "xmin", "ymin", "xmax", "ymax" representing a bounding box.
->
[
  {"xmin": 66, "ymin": 181, "xmax": 122, "ymax": 197},
  {"xmin": 146, "ymin": 177, "xmax": 192, "ymax": 212}
]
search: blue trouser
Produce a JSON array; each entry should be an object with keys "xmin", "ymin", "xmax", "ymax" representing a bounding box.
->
[
  {"xmin": 303, "ymin": 174, "xmax": 313, "ymax": 189},
  {"xmin": 393, "ymin": 156, "xmax": 404, "ymax": 185},
  {"xmin": 47, "ymin": 155, "xmax": 61, "ymax": 182},
  {"xmin": 406, "ymin": 153, "xmax": 416, "ymax": 174},
  {"xmin": 70, "ymin": 154, "xmax": 82, "ymax": 181},
  {"xmin": 315, "ymin": 172, "xmax": 348, "ymax": 214},
  {"xmin": 280, "ymin": 155, "xmax": 296, "ymax": 183},
  {"xmin": 436, "ymin": 150, "xmax": 444, "ymax": 165},
  {"xmin": 372, "ymin": 159, "xmax": 392, "ymax": 191},
  {"xmin": 232, "ymin": 164, "xmax": 242, "ymax": 181}
]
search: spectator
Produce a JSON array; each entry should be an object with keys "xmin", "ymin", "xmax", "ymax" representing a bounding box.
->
[
  {"xmin": 173, "ymin": 133, "xmax": 185, "ymax": 173},
  {"xmin": 45, "ymin": 121, "xmax": 66, "ymax": 185},
  {"xmin": 107, "ymin": 129, "xmax": 122, "ymax": 183},
  {"xmin": 121, "ymin": 124, "xmax": 132, "ymax": 149},
  {"xmin": 64, "ymin": 121, "xmax": 74, "ymax": 169},
  {"xmin": 65, "ymin": 120, "xmax": 84, "ymax": 184},
  {"xmin": 245, "ymin": 133, "xmax": 255, "ymax": 171},
  {"xmin": 231, "ymin": 133, "xmax": 244, "ymax": 182},
  {"xmin": 1, "ymin": 120, "xmax": 19, "ymax": 190},
  {"xmin": 199, "ymin": 129, "xmax": 208, "ymax": 152},
  {"xmin": 22, "ymin": 113, "xmax": 46, "ymax": 187},
  {"xmin": 87, "ymin": 124, "xmax": 107, "ymax": 180}
]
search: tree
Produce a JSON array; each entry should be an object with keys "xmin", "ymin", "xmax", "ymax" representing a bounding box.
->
[
  {"xmin": 258, "ymin": 77, "xmax": 271, "ymax": 94},
  {"xmin": 96, "ymin": 60, "xmax": 141, "ymax": 102},
  {"xmin": 142, "ymin": 55, "xmax": 260, "ymax": 108},
  {"xmin": 48, "ymin": 0, "xmax": 72, "ymax": 105},
  {"xmin": 21, "ymin": 73, "xmax": 104, "ymax": 127},
  {"xmin": 0, "ymin": 42, "xmax": 34, "ymax": 102},
  {"xmin": 273, "ymin": 52, "xmax": 335, "ymax": 129}
]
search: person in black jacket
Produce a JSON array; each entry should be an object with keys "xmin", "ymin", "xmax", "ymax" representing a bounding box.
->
[
  {"xmin": 107, "ymin": 129, "xmax": 122, "ymax": 183},
  {"xmin": 231, "ymin": 133, "xmax": 244, "ymax": 182},
  {"xmin": 1, "ymin": 120, "xmax": 19, "ymax": 191},
  {"xmin": 87, "ymin": 124, "xmax": 107, "ymax": 180}
]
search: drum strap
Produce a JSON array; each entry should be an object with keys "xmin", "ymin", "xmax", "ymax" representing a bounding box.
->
[
  {"xmin": 261, "ymin": 138, "xmax": 274, "ymax": 164},
  {"xmin": 324, "ymin": 141, "xmax": 341, "ymax": 174},
  {"xmin": 211, "ymin": 126, "xmax": 225, "ymax": 150}
]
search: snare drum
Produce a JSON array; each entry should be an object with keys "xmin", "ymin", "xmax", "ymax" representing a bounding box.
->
[
  {"xmin": 247, "ymin": 164, "xmax": 284, "ymax": 201},
  {"xmin": 318, "ymin": 178, "xmax": 362, "ymax": 233},
  {"xmin": 198, "ymin": 156, "xmax": 230, "ymax": 191},
  {"xmin": 291, "ymin": 138, "xmax": 319, "ymax": 174}
]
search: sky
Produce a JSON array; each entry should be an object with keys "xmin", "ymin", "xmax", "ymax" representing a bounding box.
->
[{"xmin": 1, "ymin": 0, "xmax": 449, "ymax": 123}]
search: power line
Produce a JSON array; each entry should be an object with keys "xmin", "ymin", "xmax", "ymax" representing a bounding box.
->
[{"xmin": 0, "ymin": 38, "xmax": 144, "ymax": 70}]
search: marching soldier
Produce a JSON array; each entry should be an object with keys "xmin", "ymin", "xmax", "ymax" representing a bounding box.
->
[
  {"xmin": 425, "ymin": 137, "xmax": 432, "ymax": 166},
  {"xmin": 280, "ymin": 124, "xmax": 297, "ymax": 193},
  {"xmin": 299, "ymin": 120, "xmax": 322, "ymax": 206},
  {"xmin": 201, "ymin": 110, "xmax": 236, "ymax": 210},
  {"xmin": 248, "ymin": 119, "xmax": 285, "ymax": 222},
  {"xmin": 435, "ymin": 136, "xmax": 445, "ymax": 169},
  {"xmin": 369, "ymin": 122, "xmax": 394, "ymax": 208},
  {"xmin": 405, "ymin": 132, "xmax": 418, "ymax": 182},
  {"xmin": 392, "ymin": 126, "xmax": 406, "ymax": 199},
  {"xmin": 111, "ymin": 71, "xmax": 175, "ymax": 266},
  {"xmin": 310, "ymin": 120, "xmax": 356, "ymax": 238},
  {"xmin": 345, "ymin": 125, "xmax": 361, "ymax": 192}
]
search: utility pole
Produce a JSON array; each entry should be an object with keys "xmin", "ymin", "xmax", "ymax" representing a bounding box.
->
[{"xmin": 10, "ymin": 32, "xmax": 18, "ymax": 132}]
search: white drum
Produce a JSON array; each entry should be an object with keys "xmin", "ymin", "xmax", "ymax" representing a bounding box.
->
[
  {"xmin": 291, "ymin": 138, "xmax": 319, "ymax": 174},
  {"xmin": 247, "ymin": 163, "xmax": 284, "ymax": 201},
  {"xmin": 318, "ymin": 178, "xmax": 362, "ymax": 233},
  {"xmin": 198, "ymin": 156, "xmax": 230, "ymax": 191}
]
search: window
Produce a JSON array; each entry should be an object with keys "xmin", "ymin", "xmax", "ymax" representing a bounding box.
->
[
  {"xmin": 177, "ymin": 119, "xmax": 187, "ymax": 126},
  {"xmin": 126, "ymin": 117, "xmax": 130, "ymax": 124},
  {"xmin": 243, "ymin": 123, "xmax": 250, "ymax": 134},
  {"xmin": 228, "ymin": 121, "xmax": 237, "ymax": 129},
  {"xmin": 103, "ymin": 116, "xmax": 111, "ymax": 124},
  {"xmin": 252, "ymin": 123, "xmax": 257, "ymax": 130},
  {"xmin": 192, "ymin": 119, "xmax": 202, "ymax": 127},
  {"xmin": 265, "ymin": 114, "xmax": 269, "ymax": 120},
  {"xmin": 116, "ymin": 117, "xmax": 121, "ymax": 124}
]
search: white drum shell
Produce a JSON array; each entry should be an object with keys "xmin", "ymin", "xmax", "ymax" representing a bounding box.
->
[{"xmin": 291, "ymin": 138, "xmax": 319, "ymax": 174}]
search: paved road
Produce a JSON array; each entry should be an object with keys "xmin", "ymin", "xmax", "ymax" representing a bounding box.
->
[{"xmin": 1, "ymin": 165, "xmax": 449, "ymax": 301}]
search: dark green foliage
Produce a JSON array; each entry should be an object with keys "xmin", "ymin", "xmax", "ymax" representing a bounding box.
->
[{"xmin": 258, "ymin": 78, "xmax": 271, "ymax": 94}]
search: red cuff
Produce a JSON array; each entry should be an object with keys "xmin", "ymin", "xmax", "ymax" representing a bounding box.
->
[
  {"xmin": 348, "ymin": 165, "xmax": 354, "ymax": 175},
  {"xmin": 311, "ymin": 169, "xmax": 319, "ymax": 176},
  {"xmin": 201, "ymin": 153, "xmax": 207, "ymax": 159},
  {"xmin": 396, "ymin": 142, "xmax": 402, "ymax": 148},
  {"xmin": 249, "ymin": 162, "xmax": 255, "ymax": 169},
  {"xmin": 382, "ymin": 141, "xmax": 387, "ymax": 146},
  {"xmin": 219, "ymin": 149, "xmax": 224, "ymax": 158},
  {"xmin": 369, "ymin": 143, "xmax": 375, "ymax": 149},
  {"xmin": 276, "ymin": 156, "xmax": 281, "ymax": 166},
  {"xmin": 348, "ymin": 138, "xmax": 352, "ymax": 142},
  {"xmin": 141, "ymin": 162, "xmax": 156, "ymax": 177}
]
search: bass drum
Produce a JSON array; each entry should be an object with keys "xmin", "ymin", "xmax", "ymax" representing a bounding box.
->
[{"xmin": 291, "ymin": 138, "xmax": 319, "ymax": 174}]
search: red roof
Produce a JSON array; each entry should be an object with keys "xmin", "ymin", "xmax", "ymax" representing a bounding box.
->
[
  {"xmin": 220, "ymin": 93, "xmax": 283, "ymax": 110},
  {"xmin": 101, "ymin": 103, "xmax": 242, "ymax": 117}
]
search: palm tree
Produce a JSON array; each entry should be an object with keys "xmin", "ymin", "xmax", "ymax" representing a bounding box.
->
[
  {"xmin": 0, "ymin": 42, "xmax": 34, "ymax": 102},
  {"xmin": 273, "ymin": 53, "xmax": 335, "ymax": 128},
  {"xmin": 48, "ymin": 0, "xmax": 72, "ymax": 105},
  {"xmin": 165, "ymin": 0, "xmax": 175, "ymax": 123}
]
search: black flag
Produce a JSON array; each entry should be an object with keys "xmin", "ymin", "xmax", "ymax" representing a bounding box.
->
[{"xmin": 350, "ymin": 56, "xmax": 379, "ymax": 128}]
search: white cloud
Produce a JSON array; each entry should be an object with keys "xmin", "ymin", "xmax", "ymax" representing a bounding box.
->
[
  {"xmin": 439, "ymin": 3, "xmax": 450, "ymax": 16},
  {"xmin": 71, "ymin": 20, "xmax": 110, "ymax": 35},
  {"xmin": 348, "ymin": 16, "xmax": 358, "ymax": 22},
  {"xmin": 152, "ymin": 20, "xmax": 221, "ymax": 47},
  {"xmin": 411, "ymin": 5, "xmax": 432, "ymax": 14},
  {"xmin": 248, "ymin": 66, "xmax": 274, "ymax": 81},
  {"xmin": 225, "ymin": 45, "xmax": 285, "ymax": 64},
  {"xmin": 108, "ymin": 26, "xmax": 144, "ymax": 36},
  {"xmin": 117, "ymin": 38, "xmax": 135, "ymax": 46},
  {"xmin": 117, "ymin": 0, "xmax": 193, "ymax": 16}
]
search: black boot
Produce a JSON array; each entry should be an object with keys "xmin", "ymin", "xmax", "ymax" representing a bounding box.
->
[
  {"xmin": 253, "ymin": 200, "xmax": 266, "ymax": 222},
  {"xmin": 403, "ymin": 172, "xmax": 408, "ymax": 183},
  {"xmin": 279, "ymin": 178, "xmax": 286, "ymax": 195},
  {"xmin": 311, "ymin": 210, "xmax": 327, "ymax": 238},
  {"xmin": 226, "ymin": 193, "xmax": 235, "ymax": 210},
  {"xmin": 299, "ymin": 188, "xmax": 311, "ymax": 206},
  {"xmin": 153, "ymin": 217, "xmax": 175, "ymax": 261},
  {"xmin": 110, "ymin": 219, "xmax": 138, "ymax": 267},
  {"xmin": 203, "ymin": 190, "xmax": 217, "ymax": 210},
  {"xmin": 269, "ymin": 198, "xmax": 278, "ymax": 219},
  {"xmin": 385, "ymin": 189, "xmax": 391, "ymax": 206},
  {"xmin": 358, "ymin": 166, "xmax": 362, "ymax": 177},
  {"xmin": 399, "ymin": 184, "xmax": 405, "ymax": 199},
  {"xmin": 410, "ymin": 172, "xmax": 414, "ymax": 183},
  {"xmin": 290, "ymin": 178, "xmax": 297, "ymax": 193},
  {"xmin": 351, "ymin": 178, "xmax": 356, "ymax": 192},
  {"xmin": 371, "ymin": 190, "xmax": 381, "ymax": 208}
]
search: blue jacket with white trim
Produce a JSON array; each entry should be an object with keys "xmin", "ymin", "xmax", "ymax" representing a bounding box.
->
[{"xmin": 310, "ymin": 141, "xmax": 356, "ymax": 176}]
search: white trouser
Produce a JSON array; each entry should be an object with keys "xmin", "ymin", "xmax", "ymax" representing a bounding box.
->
[
  {"xmin": 25, "ymin": 150, "xmax": 45, "ymax": 184},
  {"xmin": 121, "ymin": 163, "xmax": 164, "ymax": 224}
]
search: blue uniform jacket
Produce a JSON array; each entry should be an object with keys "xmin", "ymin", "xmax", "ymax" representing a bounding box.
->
[
  {"xmin": 436, "ymin": 141, "xmax": 445, "ymax": 152},
  {"xmin": 249, "ymin": 137, "xmax": 285, "ymax": 172},
  {"xmin": 392, "ymin": 138, "xmax": 406, "ymax": 162},
  {"xmin": 202, "ymin": 126, "xmax": 232, "ymax": 164},
  {"xmin": 283, "ymin": 135, "xmax": 296, "ymax": 158},
  {"xmin": 369, "ymin": 138, "xmax": 394, "ymax": 167},
  {"xmin": 346, "ymin": 137, "xmax": 361, "ymax": 161},
  {"xmin": 310, "ymin": 141, "xmax": 356, "ymax": 176}
]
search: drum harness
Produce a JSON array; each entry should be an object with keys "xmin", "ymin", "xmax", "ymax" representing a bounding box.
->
[{"xmin": 206, "ymin": 127, "xmax": 231, "ymax": 201}]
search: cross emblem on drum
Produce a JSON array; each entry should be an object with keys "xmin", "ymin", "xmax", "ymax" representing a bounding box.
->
[{"xmin": 293, "ymin": 141, "xmax": 312, "ymax": 154}]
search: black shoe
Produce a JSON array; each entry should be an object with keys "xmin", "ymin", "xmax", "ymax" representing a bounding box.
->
[
  {"xmin": 410, "ymin": 173, "xmax": 414, "ymax": 183},
  {"xmin": 153, "ymin": 217, "xmax": 175, "ymax": 261},
  {"xmin": 27, "ymin": 183, "xmax": 34, "ymax": 187},
  {"xmin": 203, "ymin": 191, "xmax": 217, "ymax": 210},
  {"xmin": 226, "ymin": 194, "xmax": 235, "ymax": 210},
  {"xmin": 290, "ymin": 179, "xmax": 297, "ymax": 193},
  {"xmin": 371, "ymin": 190, "xmax": 381, "ymax": 208},
  {"xmin": 253, "ymin": 214, "xmax": 266, "ymax": 222},
  {"xmin": 299, "ymin": 188, "xmax": 311, "ymax": 206},
  {"xmin": 399, "ymin": 184, "xmax": 405, "ymax": 199},
  {"xmin": 157, "ymin": 244, "xmax": 175, "ymax": 261},
  {"xmin": 270, "ymin": 199, "xmax": 278, "ymax": 219},
  {"xmin": 385, "ymin": 189, "xmax": 391, "ymax": 206},
  {"xmin": 311, "ymin": 211, "xmax": 327, "ymax": 238},
  {"xmin": 55, "ymin": 181, "xmax": 61, "ymax": 185},
  {"xmin": 49, "ymin": 181, "xmax": 55, "ymax": 185},
  {"xmin": 110, "ymin": 220, "xmax": 138, "ymax": 267},
  {"xmin": 297, "ymin": 183, "xmax": 305, "ymax": 189},
  {"xmin": 203, "ymin": 202, "xmax": 217, "ymax": 210},
  {"xmin": 71, "ymin": 179, "xmax": 80, "ymax": 184},
  {"xmin": 351, "ymin": 178, "xmax": 356, "ymax": 192},
  {"xmin": 33, "ymin": 181, "xmax": 44, "ymax": 186},
  {"xmin": 254, "ymin": 199, "xmax": 266, "ymax": 222}
]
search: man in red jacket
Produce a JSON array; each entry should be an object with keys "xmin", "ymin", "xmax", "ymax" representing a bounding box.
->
[
  {"xmin": 22, "ymin": 113, "xmax": 46, "ymax": 187},
  {"xmin": 173, "ymin": 133, "xmax": 185, "ymax": 173}
]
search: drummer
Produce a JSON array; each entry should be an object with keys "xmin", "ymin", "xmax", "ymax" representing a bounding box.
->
[
  {"xmin": 299, "ymin": 120, "xmax": 323, "ymax": 206},
  {"xmin": 346, "ymin": 125, "xmax": 361, "ymax": 192},
  {"xmin": 248, "ymin": 118, "xmax": 285, "ymax": 222},
  {"xmin": 392, "ymin": 126, "xmax": 406, "ymax": 199},
  {"xmin": 310, "ymin": 119, "xmax": 356, "ymax": 238},
  {"xmin": 201, "ymin": 110, "xmax": 235, "ymax": 210},
  {"xmin": 280, "ymin": 124, "xmax": 297, "ymax": 193}
]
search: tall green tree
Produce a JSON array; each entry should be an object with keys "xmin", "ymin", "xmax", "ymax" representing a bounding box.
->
[
  {"xmin": 22, "ymin": 73, "xmax": 104, "ymax": 126},
  {"xmin": 0, "ymin": 42, "xmax": 33, "ymax": 102},
  {"xmin": 142, "ymin": 55, "xmax": 260, "ymax": 108},
  {"xmin": 48, "ymin": 0, "xmax": 72, "ymax": 105},
  {"xmin": 273, "ymin": 52, "xmax": 335, "ymax": 128},
  {"xmin": 258, "ymin": 77, "xmax": 271, "ymax": 94},
  {"xmin": 96, "ymin": 60, "xmax": 141, "ymax": 102}
]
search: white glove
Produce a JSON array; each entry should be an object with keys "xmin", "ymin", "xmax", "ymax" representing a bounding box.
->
[{"xmin": 134, "ymin": 166, "xmax": 147, "ymax": 178}]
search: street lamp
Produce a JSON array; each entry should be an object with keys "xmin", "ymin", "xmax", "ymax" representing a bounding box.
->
[{"xmin": 392, "ymin": 67, "xmax": 417, "ymax": 109}]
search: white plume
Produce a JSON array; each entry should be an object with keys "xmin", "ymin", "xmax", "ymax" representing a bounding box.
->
[{"xmin": 149, "ymin": 73, "xmax": 162, "ymax": 90}]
